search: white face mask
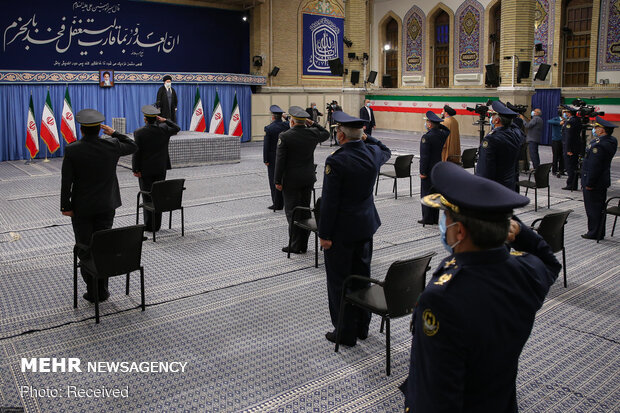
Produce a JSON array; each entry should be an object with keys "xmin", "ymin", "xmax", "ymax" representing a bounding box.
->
[{"xmin": 165, "ymin": 81, "xmax": 172, "ymax": 88}]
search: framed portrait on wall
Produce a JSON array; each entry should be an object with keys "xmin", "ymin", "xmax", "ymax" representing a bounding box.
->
[{"xmin": 99, "ymin": 70, "xmax": 114, "ymax": 87}]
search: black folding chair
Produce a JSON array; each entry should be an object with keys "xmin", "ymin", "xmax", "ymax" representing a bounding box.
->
[
  {"xmin": 531, "ymin": 210, "xmax": 572, "ymax": 288},
  {"xmin": 461, "ymin": 148, "xmax": 477, "ymax": 172},
  {"xmin": 518, "ymin": 163, "xmax": 552, "ymax": 211},
  {"xmin": 288, "ymin": 198, "xmax": 321, "ymax": 268},
  {"xmin": 375, "ymin": 154, "xmax": 414, "ymax": 199},
  {"xmin": 598, "ymin": 196, "xmax": 620, "ymax": 242},
  {"xmin": 136, "ymin": 179, "xmax": 186, "ymax": 242},
  {"xmin": 334, "ymin": 252, "xmax": 436, "ymax": 375},
  {"xmin": 73, "ymin": 225, "xmax": 146, "ymax": 324}
]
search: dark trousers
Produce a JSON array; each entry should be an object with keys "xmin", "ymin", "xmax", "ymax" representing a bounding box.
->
[
  {"xmin": 528, "ymin": 141, "xmax": 540, "ymax": 169},
  {"xmin": 283, "ymin": 185, "xmax": 312, "ymax": 251},
  {"xmin": 139, "ymin": 172, "xmax": 166, "ymax": 231},
  {"xmin": 71, "ymin": 211, "xmax": 115, "ymax": 297},
  {"xmin": 583, "ymin": 188, "xmax": 607, "ymax": 238},
  {"xmin": 267, "ymin": 163, "xmax": 283, "ymax": 209},
  {"xmin": 551, "ymin": 140, "xmax": 564, "ymax": 174},
  {"xmin": 565, "ymin": 153, "xmax": 579, "ymax": 189},
  {"xmin": 325, "ymin": 238, "xmax": 373, "ymax": 341},
  {"xmin": 420, "ymin": 177, "xmax": 438, "ymax": 224}
]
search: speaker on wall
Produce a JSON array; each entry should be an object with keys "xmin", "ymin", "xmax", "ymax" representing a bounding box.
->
[
  {"xmin": 534, "ymin": 63, "xmax": 551, "ymax": 81},
  {"xmin": 328, "ymin": 58, "xmax": 343, "ymax": 76},
  {"xmin": 517, "ymin": 61, "xmax": 531, "ymax": 82},
  {"xmin": 485, "ymin": 64, "xmax": 499, "ymax": 87},
  {"xmin": 350, "ymin": 70, "xmax": 360, "ymax": 85},
  {"xmin": 382, "ymin": 74, "xmax": 392, "ymax": 88},
  {"xmin": 269, "ymin": 66, "xmax": 280, "ymax": 77},
  {"xmin": 367, "ymin": 70, "xmax": 378, "ymax": 84}
]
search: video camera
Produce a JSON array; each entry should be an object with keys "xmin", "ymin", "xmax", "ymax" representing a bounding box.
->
[
  {"xmin": 326, "ymin": 100, "xmax": 342, "ymax": 112},
  {"xmin": 466, "ymin": 100, "xmax": 493, "ymax": 116},
  {"xmin": 507, "ymin": 103, "xmax": 528, "ymax": 115},
  {"xmin": 571, "ymin": 99, "xmax": 605, "ymax": 119}
]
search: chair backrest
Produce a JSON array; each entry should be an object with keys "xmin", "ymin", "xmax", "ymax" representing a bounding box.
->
[
  {"xmin": 383, "ymin": 252, "xmax": 436, "ymax": 317},
  {"xmin": 313, "ymin": 197, "xmax": 322, "ymax": 226},
  {"xmin": 394, "ymin": 155, "xmax": 414, "ymax": 177},
  {"xmin": 534, "ymin": 163, "xmax": 552, "ymax": 187},
  {"xmin": 90, "ymin": 225, "xmax": 145, "ymax": 277},
  {"xmin": 461, "ymin": 148, "xmax": 477, "ymax": 169},
  {"xmin": 151, "ymin": 179, "xmax": 186, "ymax": 212},
  {"xmin": 535, "ymin": 210, "xmax": 572, "ymax": 253}
]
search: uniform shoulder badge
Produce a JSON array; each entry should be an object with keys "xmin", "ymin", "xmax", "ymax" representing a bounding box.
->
[
  {"xmin": 278, "ymin": 137, "xmax": 282, "ymax": 146},
  {"xmin": 433, "ymin": 273, "xmax": 453, "ymax": 286},
  {"xmin": 325, "ymin": 164, "xmax": 331, "ymax": 175},
  {"xmin": 593, "ymin": 147, "xmax": 598, "ymax": 154},
  {"xmin": 422, "ymin": 309, "xmax": 439, "ymax": 336},
  {"xmin": 482, "ymin": 140, "xmax": 489, "ymax": 148},
  {"xmin": 566, "ymin": 124, "xmax": 571, "ymax": 129},
  {"xmin": 421, "ymin": 137, "xmax": 426, "ymax": 143},
  {"xmin": 443, "ymin": 258, "xmax": 456, "ymax": 268},
  {"xmin": 510, "ymin": 250, "xmax": 527, "ymax": 256}
]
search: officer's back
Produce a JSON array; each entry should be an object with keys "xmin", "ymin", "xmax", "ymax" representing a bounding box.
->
[
  {"xmin": 264, "ymin": 118, "xmax": 289, "ymax": 161},
  {"xmin": 133, "ymin": 118, "xmax": 179, "ymax": 176}
]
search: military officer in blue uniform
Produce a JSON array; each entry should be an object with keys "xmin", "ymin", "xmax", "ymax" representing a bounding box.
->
[
  {"xmin": 403, "ymin": 161, "xmax": 561, "ymax": 413},
  {"xmin": 419, "ymin": 111, "xmax": 450, "ymax": 225},
  {"xmin": 476, "ymin": 101, "xmax": 523, "ymax": 190},
  {"xmin": 561, "ymin": 105, "xmax": 582, "ymax": 190},
  {"xmin": 132, "ymin": 105, "xmax": 181, "ymax": 232},
  {"xmin": 61, "ymin": 109, "xmax": 138, "ymax": 302},
  {"xmin": 275, "ymin": 106, "xmax": 329, "ymax": 253},
  {"xmin": 581, "ymin": 116, "xmax": 618, "ymax": 240},
  {"xmin": 319, "ymin": 111, "xmax": 391, "ymax": 346},
  {"xmin": 263, "ymin": 105, "xmax": 289, "ymax": 211}
]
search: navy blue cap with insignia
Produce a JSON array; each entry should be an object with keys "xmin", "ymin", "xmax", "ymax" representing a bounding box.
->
[
  {"xmin": 561, "ymin": 104, "xmax": 578, "ymax": 113},
  {"xmin": 141, "ymin": 105, "xmax": 160, "ymax": 117},
  {"xmin": 269, "ymin": 104, "xmax": 284, "ymax": 114},
  {"xmin": 443, "ymin": 105, "xmax": 456, "ymax": 116},
  {"xmin": 75, "ymin": 109, "xmax": 105, "ymax": 127},
  {"xmin": 424, "ymin": 111, "xmax": 443, "ymax": 123},
  {"xmin": 488, "ymin": 101, "xmax": 518, "ymax": 117},
  {"xmin": 594, "ymin": 116, "xmax": 618, "ymax": 129},
  {"xmin": 289, "ymin": 106, "xmax": 310, "ymax": 120},
  {"xmin": 332, "ymin": 110, "xmax": 365, "ymax": 128},
  {"xmin": 421, "ymin": 162, "xmax": 530, "ymax": 221}
]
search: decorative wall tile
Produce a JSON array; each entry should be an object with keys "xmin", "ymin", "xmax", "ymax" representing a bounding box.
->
[
  {"xmin": 455, "ymin": 0, "xmax": 484, "ymax": 73},
  {"xmin": 402, "ymin": 6, "xmax": 425, "ymax": 74},
  {"xmin": 598, "ymin": 0, "xmax": 620, "ymax": 71}
]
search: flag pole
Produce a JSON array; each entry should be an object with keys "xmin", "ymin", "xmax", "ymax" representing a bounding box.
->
[
  {"xmin": 25, "ymin": 91, "xmax": 37, "ymax": 165},
  {"xmin": 43, "ymin": 86, "xmax": 50, "ymax": 162}
]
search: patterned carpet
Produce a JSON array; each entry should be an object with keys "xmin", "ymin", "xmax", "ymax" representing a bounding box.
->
[{"xmin": 0, "ymin": 131, "xmax": 618, "ymax": 412}]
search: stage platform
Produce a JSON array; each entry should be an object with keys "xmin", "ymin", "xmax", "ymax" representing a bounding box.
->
[{"xmin": 119, "ymin": 131, "xmax": 240, "ymax": 169}]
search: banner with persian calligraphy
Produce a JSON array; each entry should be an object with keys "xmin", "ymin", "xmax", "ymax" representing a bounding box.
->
[
  {"xmin": 0, "ymin": 0, "xmax": 249, "ymax": 73},
  {"xmin": 302, "ymin": 13, "xmax": 344, "ymax": 76}
]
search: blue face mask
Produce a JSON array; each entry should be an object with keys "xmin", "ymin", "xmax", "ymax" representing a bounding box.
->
[
  {"xmin": 562, "ymin": 113, "xmax": 568, "ymax": 119},
  {"xmin": 592, "ymin": 130, "xmax": 598, "ymax": 138},
  {"xmin": 531, "ymin": 111, "xmax": 536, "ymax": 117},
  {"xmin": 439, "ymin": 213, "xmax": 460, "ymax": 254},
  {"xmin": 366, "ymin": 103, "xmax": 371, "ymax": 107}
]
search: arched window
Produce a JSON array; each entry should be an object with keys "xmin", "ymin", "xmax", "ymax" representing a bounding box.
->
[
  {"xmin": 384, "ymin": 18, "xmax": 398, "ymax": 87},
  {"xmin": 434, "ymin": 11, "xmax": 450, "ymax": 88},
  {"xmin": 562, "ymin": 0, "xmax": 592, "ymax": 86}
]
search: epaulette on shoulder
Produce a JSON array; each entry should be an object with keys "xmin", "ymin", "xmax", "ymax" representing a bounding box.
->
[
  {"xmin": 431, "ymin": 257, "xmax": 460, "ymax": 287},
  {"xmin": 510, "ymin": 250, "xmax": 528, "ymax": 257}
]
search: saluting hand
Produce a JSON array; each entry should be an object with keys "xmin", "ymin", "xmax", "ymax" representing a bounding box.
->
[
  {"xmin": 101, "ymin": 124, "xmax": 115, "ymax": 135},
  {"xmin": 156, "ymin": 116, "xmax": 166, "ymax": 122},
  {"xmin": 506, "ymin": 219, "xmax": 521, "ymax": 243}
]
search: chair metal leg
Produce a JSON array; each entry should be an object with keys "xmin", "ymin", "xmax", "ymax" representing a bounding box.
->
[
  {"xmin": 126, "ymin": 273, "xmax": 130, "ymax": 295},
  {"xmin": 380, "ymin": 317, "xmax": 385, "ymax": 333},
  {"xmin": 181, "ymin": 208, "xmax": 184, "ymax": 237},
  {"xmin": 409, "ymin": 176, "xmax": 412, "ymax": 197},
  {"xmin": 169, "ymin": 211, "xmax": 172, "ymax": 229},
  {"xmin": 140, "ymin": 267, "xmax": 145, "ymax": 311},
  {"xmin": 375, "ymin": 175, "xmax": 380, "ymax": 195},
  {"xmin": 287, "ymin": 231, "xmax": 292, "ymax": 259},
  {"xmin": 534, "ymin": 188, "xmax": 538, "ymax": 212},
  {"xmin": 547, "ymin": 186, "xmax": 550, "ymax": 209},
  {"xmin": 612, "ymin": 216, "xmax": 618, "ymax": 237},
  {"xmin": 334, "ymin": 298, "xmax": 347, "ymax": 353},
  {"xmin": 314, "ymin": 233, "xmax": 318, "ymax": 268},
  {"xmin": 385, "ymin": 317, "xmax": 391, "ymax": 376},
  {"xmin": 524, "ymin": 186, "xmax": 529, "ymax": 197},
  {"xmin": 152, "ymin": 228, "xmax": 157, "ymax": 242},
  {"xmin": 394, "ymin": 179, "xmax": 398, "ymax": 200},
  {"xmin": 73, "ymin": 250, "xmax": 78, "ymax": 308},
  {"xmin": 94, "ymin": 287, "xmax": 100, "ymax": 324},
  {"xmin": 136, "ymin": 193, "xmax": 141, "ymax": 225},
  {"xmin": 562, "ymin": 247, "xmax": 567, "ymax": 288}
]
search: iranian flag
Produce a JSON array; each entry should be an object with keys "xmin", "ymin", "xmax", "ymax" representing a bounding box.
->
[
  {"xmin": 60, "ymin": 86, "xmax": 77, "ymax": 143},
  {"xmin": 40, "ymin": 90, "xmax": 60, "ymax": 153},
  {"xmin": 26, "ymin": 95, "xmax": 39, "ymax": 158},
  {"xmin": 209, "ymin": 91, "xmax": 225, "ymax": 134},
  {"xmin": 190, "ymin": 87, "xmax": 206, "ymax": 132},
  {"xmin": 228, "ymin": 92, "xmax": 242, "ymax": 138}
]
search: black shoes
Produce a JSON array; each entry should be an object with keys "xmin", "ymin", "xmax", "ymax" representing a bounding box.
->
[
  {"xmin": 581, "ymin": 233, "xmax": 597, "ymax": 240},
  {"xmin": 83, "ymin": 291, "xmax": 110, "ymax": 303},
  {"xmin": 561, "ymin": 186, "xmax": 575, "ymax": 191},
  {"xmin": 267, "ymin": 205, "xmax": 283, "ymax": 211},
  {"xmin": 418, "ymin": 220, "xmax": 436, "ymax": 225},
  {"xmin": 325, "ymin": 331, "xmax": 356, "ymax": 347},
  {"xmin": 282, "ymin": 246, "xmax": 307, "ymax": 254}
]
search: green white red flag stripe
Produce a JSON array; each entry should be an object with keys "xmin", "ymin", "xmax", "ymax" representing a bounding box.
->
[
  {"xmin": 26, "ymin": 95, "xmax": 39, "ymax": 158},
  {"xmin": 189, "ymin": 87, "xmax": 206, "ymax": 132},
  {"xmin": 40, "ymin": 90, "xmax": 60, "ymax": 153},
  {"xmin": 228, "ymin": 92, "xmax": 242, "ymax": 137},
  {"xmin": 209, "ymin": 91, "xmax": 225, "ymax": 134},
  {"xmin": 60, "ymin": 87, "xmax": 77, "ymax": 143}
]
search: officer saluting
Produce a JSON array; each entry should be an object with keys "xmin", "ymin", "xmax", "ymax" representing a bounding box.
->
[
  {"xmin": 132, "ymin": 105, "xmax": 181, "ymax": 232},
  {"xmin": 275, "ymin": 106, "xmax": 329, "ymax": 254},
  {"xmin": 581, "ymin": 116, "xmax": 618, "ymax": 240},
  {"xmin": 403, "ymin": 162, "xmax": 560, "ymax": 413},
  {"xmin": 61, "ymin": 109, "xmax": 138, "ymax": 302},
  {"xmin": 419, "ymin": 111, "xmax": 450, "ymax": 225},
  {"xmin": 476, "ymin": 101, "xmax": 522, "ymax": 190},
  {"xmin": 319, "ymin": 111, "xmax": 391, "ymax": 346},
  {"xmin": 263, "ymin": 105, "xmax": 289, "ymax": 211},
  {"xmin": 561, "ymin": 105, "xmax": 582, "ymax": 190}
]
